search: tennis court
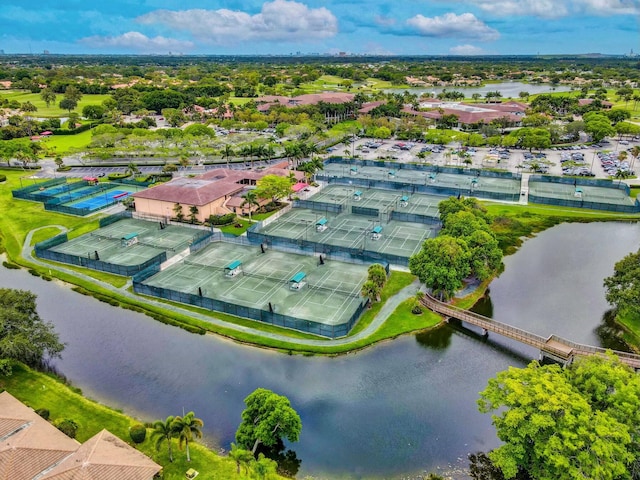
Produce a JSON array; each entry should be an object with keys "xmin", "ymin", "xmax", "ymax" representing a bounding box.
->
[
  {"xmin": 310, "ymin": 184, "xmax": 442, "ymax": 218},
  {"xmin": 323, "ymin": 163, "xmax": 520, "ymax": 195},
  {"xmin": 49, "ymin": 217, "xmax": 202, "ymax": 266},
  {"xmin": 63, "ymin": 185, "xmax": 140, "ymax": 211},
  {"xmin": 529, "ymin": 181, "xmax": 634, "ymax": 206},
  {"xmin": 141, "ymin": 242, "xmax": 370, "ymax": 326},
  {"xmin": 257, "ymin": 206, "xmax": 434, "ymax": 261}
]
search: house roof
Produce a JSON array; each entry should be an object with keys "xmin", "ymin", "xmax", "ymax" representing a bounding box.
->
[
  {"xmin": 134, "ymin": 167, "xmax": 303, "ymax": 207},
  {"xmin": 133, "ymin": 176, "xmax": 244, "ymax": 206},
  {"xmin": 0, "ymin": 393, "xmax": 160, "ymax": 480},
  {"xmin": 0, "ymin": 392, "xmax": 80, "ymax": 480},
  {"xmin": 39, "ymin": 429, "xmax": 161, "ymax": 480}
]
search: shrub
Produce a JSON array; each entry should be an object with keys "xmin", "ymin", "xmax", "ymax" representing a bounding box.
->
[
  {"xmin": 0, "ymin": 174, "xmax": 6, "ymax": 182},
  {"xmin": 411, "ymin": 301, "xmax": 423, "ymax": 315},
  {"xmin": 35, "ymin": 408, "xmax": 50, "ymax": 420},
  {"xmin": 129, "ymin": 424, "xmax": 147, "ymax": 444},
  {"xmin": 107, "ymin": 172, "xmax": 131, "ymax": 180},
  {"xmin": 208, "ymin": 213, "xmax": 236, "ymax": 225},
  {"xmin": 55, "ymin": 418, "xmax": 79, "ymax": 438}
]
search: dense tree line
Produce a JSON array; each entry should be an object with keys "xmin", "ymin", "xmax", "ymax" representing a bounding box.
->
[
  {"xmin": 478, "ymin": 354, "xmax": 640, "ymax": 480},
  {"xmin": 409, "ymin": 197, "xmax": 503, "ymax": 300},
  {"xmin": 0, "ymin": 288, "xmax": 64, "ymax": 375}
]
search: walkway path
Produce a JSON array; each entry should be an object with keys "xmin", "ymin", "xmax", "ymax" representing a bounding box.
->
[
  {"xmin": 421, "ymin": 292, "xmax": 640, "ymax": 369},
  {"xmin": 22, "ymin": 226, "xmax": 421, "ymax": 348}
]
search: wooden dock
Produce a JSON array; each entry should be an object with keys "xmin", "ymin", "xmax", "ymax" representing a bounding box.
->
[{"xmin": 420, "ymin": 293, "xmax": 640, "ymax": 370}]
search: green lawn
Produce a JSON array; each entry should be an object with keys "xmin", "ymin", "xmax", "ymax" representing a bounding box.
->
[
  {"xmin": 0, "ymin": 362, "xmax": 274, "ymax": 480},
  {"xmin": 0, "ymin": 90, "xmax": 110, "ymax": 117},
  {"xmin": 40, "ymin": 129, "xmax": 94, "ymax": 154}
]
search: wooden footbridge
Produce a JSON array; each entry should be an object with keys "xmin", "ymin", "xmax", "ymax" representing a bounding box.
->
[{"xmin": 420, "ymin": 293, "xmax": 640, "ymax": 370}]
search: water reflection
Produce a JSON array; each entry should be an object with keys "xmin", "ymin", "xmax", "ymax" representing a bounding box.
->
[
  {"xmin": 595, "ymin": 309, "xmax": 633, "ymax": 352},
  {"xmin": 415, "ymin": 325, "xmax": 453, "ymax": 350}
]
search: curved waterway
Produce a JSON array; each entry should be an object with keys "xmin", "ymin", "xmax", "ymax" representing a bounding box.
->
[{"xmin": 1, "ymin": 221, "xmax": 638, "ymax": 479}]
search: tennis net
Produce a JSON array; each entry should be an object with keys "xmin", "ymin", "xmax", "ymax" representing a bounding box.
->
[
  {"xmin": 183, "ymin": 259, "xmax": 226, "ymax": 271},
  {"xmin": 308, "ymin": 283, "xmax": 362, "ymax": 299},
  {"xmin": 242, "ymin": 270, "xmax": 291, "ymax": 283},
  {"xmin": 90, "ymin": 232, "xmax": 120, "ymax": 241},
  {"xmin": 137, "ymin": 239, "xmax": 175, "ymax": 251}
]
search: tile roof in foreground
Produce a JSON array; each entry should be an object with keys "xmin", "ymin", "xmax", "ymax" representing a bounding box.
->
[{"xmin": 0, "ymin": 392, "xmax": 161, "ymax": 480}]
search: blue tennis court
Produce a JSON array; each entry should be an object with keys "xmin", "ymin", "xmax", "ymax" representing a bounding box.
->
[{"xmin": 67, "ymin": 190, "xmax": 131, "ymax": 211}]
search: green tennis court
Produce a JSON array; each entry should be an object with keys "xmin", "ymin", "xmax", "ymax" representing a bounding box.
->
[
  {"xmin": 49, "ymin": 218, "xmax": 204, "ymax": 266},
  {"xmin": 258, "ymin": 206, "xmax": 434, "ymax": 260},
  {"xmin": 322, "ymin": 164, "xmax": 520, "ymax": 195},
  {"xmin": 529, "ymin": 181, "xmax": 635, "ymax": 206},
  {"xmin": 310, "ymin": 184, "xmax": 443, "ymax": 217},
  {"xmin": 141, "ymin": 242, "xmax": 370, "ymax": 326}
]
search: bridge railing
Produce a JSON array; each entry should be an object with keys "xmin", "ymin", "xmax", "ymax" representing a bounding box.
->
[
  {"xmin": 421, "ymin": 293, "xmax": 548, "ymax": 345},
  {"xmin": 421, "ymin": 293, "xmax": 640, "ymax": 368},
  {"xmin": 546, "ymin": 335, "xmax": 640, "ymax": 367}
]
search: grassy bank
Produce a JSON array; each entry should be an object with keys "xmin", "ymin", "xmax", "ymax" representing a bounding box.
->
[
  {"xmin": 0, "ymin": 168, "xmax": 429, "ymax": 353},
  {"xmin": 0, "ymin": 362, "xmax": 278, "ymax": 480}
]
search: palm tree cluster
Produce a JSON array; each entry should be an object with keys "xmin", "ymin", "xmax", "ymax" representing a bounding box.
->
[{"xmin": 150, "ymin": 412, "xmax": 203, "ymax": 462}]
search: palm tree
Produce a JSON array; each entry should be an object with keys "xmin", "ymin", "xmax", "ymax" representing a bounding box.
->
[
  {"xmin": 361, "ymin": 280, "xmax": 381, "ymax": 305},
  {"xmin": 629, "ymin": 145, "xmax": 640, "ymax": 174},
  {"xmin": 188, "ymin": 205, "xmax": 199, "ymax": 224},
  {"xmin": 171, "ymin": 412, "xmax": 203, "ymax": 462},
  {"xmin": 151, "ymin": 415, "xmax": 176, "ymax": 462},
  {"xmin": 240, "ymin": 189, "xmax": 260, "ymax": 220},
  {"xmin": 223, "ymin": 144, "xmax": 235, "ymax": 168},
  {"xmin": 228, "ymin": 442, "xmax": 254, "ymax": 475}
]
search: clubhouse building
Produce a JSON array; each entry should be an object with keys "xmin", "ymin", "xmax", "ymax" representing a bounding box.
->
[{"xmin": 132, "ymin": 166, "xmax": 304, "ymax": 222}]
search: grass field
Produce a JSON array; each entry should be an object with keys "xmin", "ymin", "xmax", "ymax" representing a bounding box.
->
[
  {"xmin": 0, "ymin": 90, "xmax": 110, "ymax": 117},
  {"xmin": 39, "ymin": 129, "xmax": 94, "ymax": 154},
  {"xmin": 0, "ymin": 362, "xmax": 273, "ymax": 480}
]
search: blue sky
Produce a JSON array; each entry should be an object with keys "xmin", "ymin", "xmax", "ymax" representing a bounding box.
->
[{"xmin": 0, "ymin": 0, "xmax": 638, "ymax": 56}]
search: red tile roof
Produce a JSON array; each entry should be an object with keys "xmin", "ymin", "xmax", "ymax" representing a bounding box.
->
[
  {"xmin": 0, "ymin": 392, "xmax": 80, "ymax": 480},
  {"xmin": 39, "ymin": 430, "xmax": 161, "ymax": 480}
]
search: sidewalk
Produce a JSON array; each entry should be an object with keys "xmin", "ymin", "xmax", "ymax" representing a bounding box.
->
[{"xmin": 22, "ymin": 226, "xmax": 422, "ymax": 348}]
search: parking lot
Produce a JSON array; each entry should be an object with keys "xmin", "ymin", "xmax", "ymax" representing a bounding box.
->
[{"xmin": 329, "ymin": 136, "xmax": 640, "ymax": 182}]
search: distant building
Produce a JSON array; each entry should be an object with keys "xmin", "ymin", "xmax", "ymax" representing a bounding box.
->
[
  {"xmin": 403, "ymin": 99, "xmax": 527, "ymax": 128},
  {"xmin": 132, "ymin": 166, "xmax": 304, "ymax": 222}
]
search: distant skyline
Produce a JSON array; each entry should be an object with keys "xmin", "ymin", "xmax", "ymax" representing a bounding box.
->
[{"xmin": 0, "ymin": 0, "xmax": 638, "ymax": 57}]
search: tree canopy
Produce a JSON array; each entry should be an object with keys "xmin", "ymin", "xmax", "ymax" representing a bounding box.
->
[
  {"xmin": 411, "ymin": 197, "xmax": 502, "ymax": 298},
  {"xmin": 0, "ymin": 289, "xmax": 64, "ymax": 375},
  {"xmin": 255, "ymin": 175, "xmax": 293, "ymax": 204},
  {"xmin": 235, "ymin": 388, "xmax": 302, "ymax": 455},
  {"xmin": 603, "ymin": 248, "xmax": 640, "ymax": 319},
  {"xmin": 478, "ymin": 355, "xmax": 640, "ymax": 480}
]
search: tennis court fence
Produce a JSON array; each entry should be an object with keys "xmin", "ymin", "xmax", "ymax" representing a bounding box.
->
[
  {"xmin": 247, "ymin": 225, "xmax": 408, "ymax": 267},
  {"xmin": 35, "ymin": 232, "xmax": 167, "ymax": 276},
  {"xmin": 528, "ymin": 194, "xmax": 640, "ymax": 213},
  {"xmin": 132, "ymin": 262, "xmax": 369, "ymax": 338},
  {"xmin": 391, "ymin": 211, "xmax": 441, "ymax": 225},
  {"xmin": 293, "ymin": 199, "xmax": 343, "ymax": 214},
  {"xmin": 12, "ymin": 178, "xmax": 79, "ymax": 201},
  {"xmin": 528, "ymin": 175, "xmax": 640, "ymax": 213},
  {"xmin": 325, "ymin": 157, "xmax": 517, "ymax": 178},
  {"xmin": 316, "ymin": 176, "xmax": 520, "ymax": 202},
  {"xmin": 189, "ymin": 231, "xmax": 390, "ymax": 274}
]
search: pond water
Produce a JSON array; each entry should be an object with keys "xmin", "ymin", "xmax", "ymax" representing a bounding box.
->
[
  {"xmin": 1, "ymin": 221, "xmax": 638, "ymax": 479},
  {"xmin": 383, "ymin": 81, "xmax": 572, "ymax": 98}
]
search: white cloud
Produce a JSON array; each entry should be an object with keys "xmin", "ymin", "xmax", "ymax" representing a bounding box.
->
[
  {"xmin": 79, "ymin": 32, "xmax": 194, "ymax": 53},
  {"xmin": 579, "ymin": 0, "xmax": 639, "ymax": 15},
  {"xmin": 465, "ymin": 0, "xmax": 567, "ymax": 18},
  {"xmin": 459, "ymin": 0, "xmax": 638, "ymax": 18},
  {"xmin": 136, "ymin": 0, "xmax": 338, "ymax": 44},
  {"xmin": 450, "ymin": 44, "xmax": 486, "ymax": 55},
  {"xmin": 406, "ymin": 13, "xmax": 499, "ymax": 41}
]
